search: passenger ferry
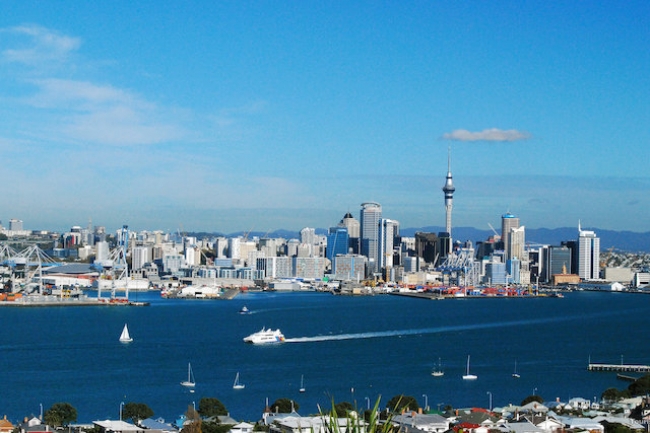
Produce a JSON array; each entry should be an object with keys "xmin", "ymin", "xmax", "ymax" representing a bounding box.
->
[{"xmin": 243, "ymin": 327, "xmax": 285, "ymax": 344}]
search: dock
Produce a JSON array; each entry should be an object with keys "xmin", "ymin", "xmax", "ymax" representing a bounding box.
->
[{"xmin": 588, "ymin": 363, "xmax": 650, "ymax": 373}]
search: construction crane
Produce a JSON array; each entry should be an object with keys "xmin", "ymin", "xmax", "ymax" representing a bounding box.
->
[{"xmin": 488, "ymin": 223, "xmax": 500, "ymax": 239}]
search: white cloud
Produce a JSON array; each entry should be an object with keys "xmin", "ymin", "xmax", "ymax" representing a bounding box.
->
[
  {"xmin": 19, "ymin": 78, "xmax": 186, "ymax": 146},
  {"xmin": 442, "ymin": 128, "xmax": 531, "ymax": 142},
  {"xmin": 2, "ymin": 25, "xmax": 81, "ymax": 65}
]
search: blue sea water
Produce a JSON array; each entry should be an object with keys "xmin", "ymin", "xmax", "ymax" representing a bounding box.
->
[{"xmin": 0, "ymin": 290, "xmax": 648, "ymax": 424}]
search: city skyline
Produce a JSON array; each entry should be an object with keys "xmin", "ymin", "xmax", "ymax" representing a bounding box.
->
[{"xmin": 1, "ymin": 2, "xmax": 649, "ymax": 234}]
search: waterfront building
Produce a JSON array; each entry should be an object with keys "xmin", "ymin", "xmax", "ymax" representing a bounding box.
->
[
  {"xmin": 501, "ymin": 212, "xmax": 520, "ymax": 259},
  {"xmin": 543, "ymin": 245, "xmax": 572, "ymax": 283},
  {"xmin": 292, "ymin": 256, "xmax": 326, "ymax": 279},
  {"xmin": 507, "ymin": 258, "xmax": 521, "ymax": 284},
  {"xmin": 333, "ymin": 254, "xmax": 367, "ymax": 281},
  {"xmin": 360, "ymin": 202, "xmax": 382, "ymax": 275},
  {"xmin": 603, "ymin": 267, "xmax": 634, "ymax": 283},
  {"xmin": 485, "ymin": 260, "xmax": 507, "ymax": 285},
  {"xmin": 578, "ymin": 222, "xmax": 601, "ymax": 280},
  {"xmin": 256, "ymin": 257, "xmax": 293, "ymax": 279}
]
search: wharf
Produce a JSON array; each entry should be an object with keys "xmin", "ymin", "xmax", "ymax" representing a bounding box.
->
[
  {"xmin": 588, "ymin": 363, "xmax": 650, "ymax": 373},
  {"xmin": 0, "ymin": 296, "xmax": 149, "ymax": 307}
]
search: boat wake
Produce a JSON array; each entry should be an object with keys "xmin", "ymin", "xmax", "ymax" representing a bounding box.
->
[{"xmin": 283, "ymin": 309, "xmax": 618, "ymax": 344}]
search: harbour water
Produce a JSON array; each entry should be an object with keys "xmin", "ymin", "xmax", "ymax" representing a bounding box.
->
[{"xmin": 0, "ymin": 290, "xmax": 648, "ymax": 423}]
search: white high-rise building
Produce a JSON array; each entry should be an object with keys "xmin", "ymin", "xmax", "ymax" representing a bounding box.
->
[
  {"xmin": 508, "ymin": 225, "xmax": 526, "ymax": 261},
  {"xmin": 378, "ymin": 218, "xmax": 399, "ymax": 274},
  {"xmin": 132, "ymin": 246, "xmax": 150, "ymax": 271},
  {"xmin": 578, "ymin": 222, "xmax": 600, "ymax": 280}
]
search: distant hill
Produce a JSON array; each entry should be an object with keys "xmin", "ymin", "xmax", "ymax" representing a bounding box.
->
[
  {"xmin": 203, "ymin": 227, "xmax": 650, "ymax": 252},
  {"xmin": 401, "ymin": 226, "xmax": 650, "ymax": 253}
]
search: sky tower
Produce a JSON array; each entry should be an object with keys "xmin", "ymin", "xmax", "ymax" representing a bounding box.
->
[{"xmin": 442, "ymin": 146, "xmax": 455, "ymax": 236}]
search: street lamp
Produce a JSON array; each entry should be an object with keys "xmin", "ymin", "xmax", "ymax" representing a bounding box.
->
[
  {"xmin": 486, "ymin": 392, "xmax": 492, "ymax": 411},
  {"xmin": 533, "ymin": 387, "xmax": 537, "ymax": 396},
  {"xmin": 437, "ymin": 402, "xmax": 444, "ymax": 412},
  {"xmin": 120, "ymin": 401, "xmax": 125, "ymax": 421},
  {"xmin": 365, "ymin": 397, "xmax": 370, "ymax": 410},
  {"xmin": 422, "ymin": 394, "xmax": 428, "ymax": 412}
]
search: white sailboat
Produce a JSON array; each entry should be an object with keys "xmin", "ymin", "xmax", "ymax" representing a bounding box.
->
[
  {"xmin": 233, "ymin": 372, "xmax": 245, "ymax": 389},
  {"xmin": 181, "ymin": 363, "xmax": 196, "ymax": 388},
  {"xmin": 119, "ymin": 324, "xmax": 133, "ymax": 343},
  {"xmin": 299, "ymin": 374, "xmax": 306, "ymax": 393},
  {"xmin": 431, "ymin": 358, "xmax": 444, "ymax": 377},
  {"xmin": 512, "ymin": 360, "xmax": 521, "ymax": 378},
  {"xmin": 462, "ymin": 355, "xmax": 477, "ymax": 380}
]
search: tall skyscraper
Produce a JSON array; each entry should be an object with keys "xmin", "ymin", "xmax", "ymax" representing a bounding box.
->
[
  {"xmin": 577, "ymin": 222, "xmax": 600, "ymax": 280},
  {"xmin": 501, "ymin": 212, "xmax": 520, "ymax": 257},
  {"xmin": 508, "ymin": 225, "xmax": 526, "ymax": 261},
  {"xmin": 326, "ymin": 226, "xmax": 349, "ymax": 272},
  {"xmin": 339, "ymin": 212, "xmax": 360, "ymax": 254},
  {"xmin": 442, "ymin": 147, "xmax": 455, "ymax": 236},
  {"xmin": 360, "ymin": 202, "xmax": 382, "ymax": 275},
  {"xmin": 378, "ymin": 218, "xmax": 399, "ymax": 274}
]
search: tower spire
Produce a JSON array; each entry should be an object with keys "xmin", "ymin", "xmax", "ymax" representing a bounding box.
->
[{"xmin": 442, "ymin": 146, "xmax": 455, "ymax": 236}]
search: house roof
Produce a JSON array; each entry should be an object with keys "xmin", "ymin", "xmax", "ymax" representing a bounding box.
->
[
  {"xmin": 505, "ymin": 420, "xmax": 546, "ymax": 433},
  {"xmin": 93, "ymin": 420, "xmax": 144, "ymax": 432},
  {"xmin": 140, "ymin": 418, "xmax": 178, "ymax": 432}
]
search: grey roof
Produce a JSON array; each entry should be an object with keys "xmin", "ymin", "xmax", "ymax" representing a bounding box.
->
[
  {"xmin": 140, "ymin": 418, "xmax": 178, "ymax": 432},
  {"xmin": 43, "ymin": 263, "xmax": 98, "ymax": 275}
]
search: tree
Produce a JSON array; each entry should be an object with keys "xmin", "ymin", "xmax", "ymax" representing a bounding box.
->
[
  {"xmin": 334, "ymin": 401, "xmax": 354, "ymax": 415},
  {"xmin": 198, "ymin": 397, "xmax": 228, "ymax": 418},
  {"xmin": 386, "ymin": 395, "xmax": 419, "ymax": 412},
  {"xmin": 44, "ymin": 402, "xmax": 77, "ymax": 426},
  {"xmin": 122, "ymin": 402, "xmax": 154, "ymax": 424},
  {"xmin": 628, "ymin": 374, "xmax": 650, "ymax": 396},
  {"xmin": 270, "ymin": 398, "xmax": 299, "ymax": 413},
  {"xmin": 520, "ymin": 395, "xmax": 543, "ymax": 406},
  {"xmin": 182, "ymin": 405, "xmax": 202, "ymax": 433}
]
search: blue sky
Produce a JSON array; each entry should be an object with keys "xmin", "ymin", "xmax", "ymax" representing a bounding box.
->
[{"xmin": 1, "ymin": 1, "xmax": 649, "ymax": 234}]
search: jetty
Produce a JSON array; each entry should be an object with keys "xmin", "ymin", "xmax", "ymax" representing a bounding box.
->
[{"xmin": 588, "ymin": 363, "xmax": 650, "ymax": 373}]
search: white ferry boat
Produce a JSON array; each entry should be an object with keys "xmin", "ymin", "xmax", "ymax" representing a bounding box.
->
[{"xmin": 243, "ymin": 327, "xmax": 285, "ymax": 344}]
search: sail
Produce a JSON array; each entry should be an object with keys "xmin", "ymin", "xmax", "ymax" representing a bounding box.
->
[
  {"xmin": 119, "ymin": 324, "xmax": 133, "ymax": 343},
  {"xmin": 233, "ymin": 372, "xmax": 245, "ymax": 389}
]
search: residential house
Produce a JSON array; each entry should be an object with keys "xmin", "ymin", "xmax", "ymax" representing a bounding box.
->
[
  {"xmin": 268, "ymin": 415, "xmax": 367, "ymax": 433},
  {"xmin": 93, "ymin": 420, "xmax": 145, "ymax": 433},
  {"xmin": 391, "ymin": 412, "xmax": 450, "ymax": 433},
  {"xmin": 139, "ymin": 418, "xmax": 178, "ymax": 433},
  {"xmin": 229, "ymin": 422, "xmax": 255, "ymax": 433},
  {"xmin": 0, "ymin": 416, "xmax": 15, "ymax": 433},
  {"xmin": 567, "ymin": 398, "xmax": 591, "ymax": 411},
  {"xmin": 501, "ymin": 420, "xmax": 546, "ymax": 433}
]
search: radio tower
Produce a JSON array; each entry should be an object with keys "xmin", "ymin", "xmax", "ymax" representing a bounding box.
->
[{"xmin": 442, "ymin": 146, "xmax": 455, "ymax": 236}]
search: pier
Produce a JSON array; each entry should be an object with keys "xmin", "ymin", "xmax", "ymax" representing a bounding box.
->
[{"xmin": 588, "ymin": 363, "xmax": 650, "ymax": 373}]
